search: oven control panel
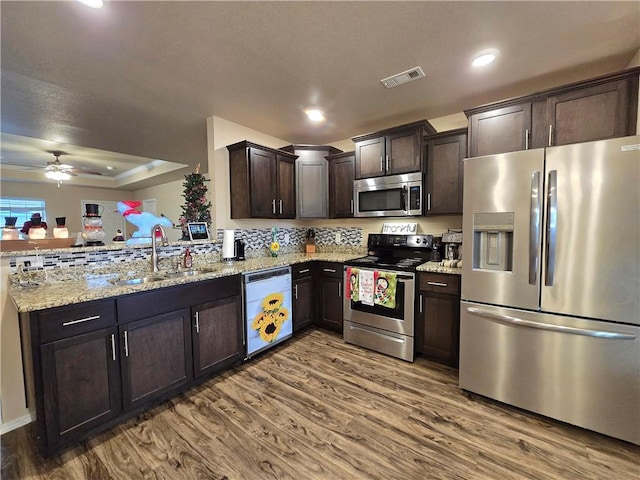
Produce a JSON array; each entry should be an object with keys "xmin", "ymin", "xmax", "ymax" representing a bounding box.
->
[{"xmin": 368, "ymin": 234, "xmax": 433, "ymax": 249}]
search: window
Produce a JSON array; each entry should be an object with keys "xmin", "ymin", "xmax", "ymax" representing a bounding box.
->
[{"xmin": 1, "ymin": 197, "xmax": 47, "ymax": 227}]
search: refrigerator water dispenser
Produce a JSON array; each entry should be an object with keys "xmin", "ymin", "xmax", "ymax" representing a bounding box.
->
[{"xmin": 472, "ymin": 212, "xmax": 513, "ymax": 271}]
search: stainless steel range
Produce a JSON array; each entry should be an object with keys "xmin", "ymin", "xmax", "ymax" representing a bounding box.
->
[{"xmin": 343, "ymin": 233, "xmax": 432, "ymax": 362}]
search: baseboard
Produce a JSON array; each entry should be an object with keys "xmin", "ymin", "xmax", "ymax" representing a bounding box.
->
[{"xmin": 0, "ymin": 412, "xmax": 33, "ymax": 435}]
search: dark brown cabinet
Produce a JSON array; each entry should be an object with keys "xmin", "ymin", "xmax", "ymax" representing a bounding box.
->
[
  {"xmin": 192, "ymin": 296, "xmax": 243, "ymax": 378},
  {"xmin": 465, "ymin": 68, "xmax": 639, "ymax": 157},
  {"xmin": 25, "ymin": 299, "xmax": 120, "ymax": 455},
  {"xmin": 545, "ymin": 78, "xmax": 636, "ymax": 147},
  {"xmin": 468, "ymin": 103, "xmax": 531, "ymax": 157},
  {"xmin": 292, "ymin": 263, "xmax": 314, "ymax": 333},
  {"xmin": 119, "ymin": 309, "xmax": 193, "ymax": 411},
  {"xmin": 24, "ymin": 277, "xmax": 242, "ymax": 456},
  {"xmin": 416, "ymin": 273, "xmax": 461, "ymax": 367},
  {"xmin": 352, "ymin": 120, "xmax": 435, "ymax": 179},
  {"xmin": 425, "ymin": 129, "xmax": 467, "ymax": 215},
  {"xmin": 40, "ymin": 326, "xmax": 122, "ymax": 451},
  {"xmin": 317, "ymin": 262, "xmax": 344, "ymax": 332},
  {"xmin": 227, "ymin": 141, "xmax": 297, "ymax": 219},
  {"xmin": 327, "ymin": 151, "xmax": 355, "ymax": 218}
]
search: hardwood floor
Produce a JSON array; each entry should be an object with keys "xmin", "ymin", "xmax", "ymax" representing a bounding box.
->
[{"xmin": 2, "ymin": 329, "xmax": 639, "ymax": 479}]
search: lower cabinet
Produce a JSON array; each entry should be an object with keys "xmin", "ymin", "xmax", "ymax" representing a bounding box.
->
[
  {"xmin": 24, "ymin": 277, "xmax": 242, "ymax": 456},
  {"xmin": 416, "ymin": 273, "xmax": 461, "ymax": 367},
  {"xmin": 292, "ymin": 263, "xmax": 314, "ymax": 333},
  {"xmin": 40, "ymin": 326, "xmax": 122, "ymax": 450},
  {"xmin": 119, "ymin": 309, "xmax": 193, "ymax": 411},
  {"xmin": 317, "ymin": 262, "xmax": 344, "ymax": 332},
  {"xmin": 192, "ymin": 296, "xmax": 243, "ymax": 378}
]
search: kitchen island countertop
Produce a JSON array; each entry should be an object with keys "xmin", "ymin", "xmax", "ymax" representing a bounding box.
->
[{"xmin": 8, "ymin": 252, "xmax": 361, "ymax": 313}]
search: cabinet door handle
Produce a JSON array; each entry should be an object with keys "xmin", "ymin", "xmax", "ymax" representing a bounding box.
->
[
  {"xmin": 338, "ymin": 281, "xmax": 342, "ymax": 298},
  {"xmin": 111, "ymin": 333, "xmax": 116, "ymax": 361},
  {"xmin": 62, "ymin": 315, "xmax": 100, "ymax": 326},
  {"xmin": 195, "ymin": 311, "xmax": 200, "ymax": 334},
  {"xmin": 525, "ymin": 128, "xmax": 530, "ymax": 150},
  {"xmin": 272, "ymin": 199, "xmax": 276, "ymax": 214},
  {"xmin": 385, "ymin": 155, "xmax": 389, "ymax": 172},
  {"xmin": 123, "ymin": 330, "xmax": 129, "ymax": 357},
  {"xmin": 279, "ymin": 199, "xmax": 283, "ymax": 215},
  {"xmin": 419, "ymin": 294, "xmax": 423, "ymax": 313},
  {"xmin": 323, "ymin": 268, "xmax": 336, "ymax": 273},
  {"xmin": 427, "ymin": 281, "xmax": 448, "ymax": 287},
  {"xmin": 548, "ymin": 124, "xmax": 553, "ymax": 147},
  {"xmin": 380, "ymin": 156, "xmax": 384, "ymax": 172},
  {"xmin": 299, "ymin": 268, "xmax": 310, "ymax": 274},
  {"xmin": 427, "ymin": 193, "xmax": 431, "ymax": 211},
  {"xmin": 294, "ymin": 284, "xmax": 298, "ymax": 299},
  {"xmin": 350, "ymin": 199, "xmax": 354, "ymax": 213}
]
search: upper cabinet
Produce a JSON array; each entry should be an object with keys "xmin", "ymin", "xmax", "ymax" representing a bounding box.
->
[
  {"xmin": 227, "ymin": 141, "xmax": 297, "ymax": 219},
  {"xmin": 352, "ymin": 120, "xmax": 436, "ymax": 179},
  {"xmin": 424, "ymin": 128, "xmax": 467, "ymax": 216},
  {"xmin": 465, "ymin": 68, "xmax": 639, "ymax": 157},
  {"xmin": 280, "ymin": 145, "xmax": 342, "ymax": 218},
  {"xmin": 326, "ymin": 151, "xmax": 355, "ymax": 218}
]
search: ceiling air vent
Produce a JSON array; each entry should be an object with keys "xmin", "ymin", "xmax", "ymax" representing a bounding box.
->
[{"xmin": 380, "ymin": 67, "xmax": 425, "ymax": 89}]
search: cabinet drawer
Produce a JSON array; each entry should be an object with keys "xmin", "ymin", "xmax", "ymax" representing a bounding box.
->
[
  {"xmin": 419, "ymin": 273, "xmax": 460, "ymax": 295},
  {"xmin": 292, "ymin": 262, "xmax": 313, "ymax": 279},
  {"xmin": 318, "ymin": 262, "xmax": 343, "ymax": 278},
  {"xmin": 37, "ymin": 300, "xmax": 117, "ymax": 343}
]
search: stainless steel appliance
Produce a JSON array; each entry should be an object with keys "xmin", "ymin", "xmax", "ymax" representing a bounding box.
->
[
  {"xmin": 442, "ymin": 230, "xmax": 463, "ymax": 261},
  {"xmin": 353, "ymin": 172, "xmax": 423, "ymax": 217},
  {"xmin": 460, "ymin": 136, "xmax": 640, "ymax": 445},
  {"xmin": 343, "ymin": 233, "xmax": 433, "ymax": 361},
  {"xmin": 242, "ymin": 266, "xmax": 292, "ymax": 359}
]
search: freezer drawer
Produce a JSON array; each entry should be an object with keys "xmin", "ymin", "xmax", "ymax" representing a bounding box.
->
[{"xmin": 459, "ymin": 301, "xmax": 640, "ymax": 445}]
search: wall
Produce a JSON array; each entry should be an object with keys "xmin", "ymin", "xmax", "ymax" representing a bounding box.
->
[
  {"xmin": 0, "ymin": 181, "xmax": 134, "ymax": 237},
  {"xmin": 0, "ymin": 257, "xmax": 29, "ymax": 432},
  {"xmin": 208, "ymin": 115, "xmax": 462, "ymax": 244}
]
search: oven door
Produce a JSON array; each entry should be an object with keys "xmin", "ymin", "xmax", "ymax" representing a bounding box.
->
[{"xmin": 343, "ymin": 267, "xmax": 415, "ymax": 336}]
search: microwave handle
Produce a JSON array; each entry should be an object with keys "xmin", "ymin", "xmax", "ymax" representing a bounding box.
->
[{"xmin": 401, "ymin": 186, "xmax": 407, "ymax": 212}]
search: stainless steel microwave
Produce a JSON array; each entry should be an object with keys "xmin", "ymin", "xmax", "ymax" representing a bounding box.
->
[{"xmin": 353, "ymin": 172, "xmax": 423, "ymax": 218}]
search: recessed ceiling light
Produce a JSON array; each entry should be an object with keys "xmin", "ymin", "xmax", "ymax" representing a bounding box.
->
[
  {"xmin": 106, "ymin": 165, "xmax": 115, "ymax": 171},
  {"xmin": 472, "ymin": 49, "xmax": 499, "ymax": 67},
  {"xmin": 305, "ymin": 109, "xmax": 325, "ymax": 122},
  {"xmin": 77, "ymin": 0, "xmax": 104, "ymax": 8}
]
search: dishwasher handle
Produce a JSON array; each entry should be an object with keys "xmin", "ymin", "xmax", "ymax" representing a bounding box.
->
[{"xmin": 243, "ymin": 266, "xmax": 292, "ymax": 283}]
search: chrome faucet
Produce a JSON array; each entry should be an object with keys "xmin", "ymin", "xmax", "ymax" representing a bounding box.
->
[{"xmin": 150, "ymin": 224, "xmax": 168, "ymax": 273}]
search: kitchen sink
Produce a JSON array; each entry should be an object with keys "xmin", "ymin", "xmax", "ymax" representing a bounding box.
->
[
  {"xmin": 164, "ymin": 267, "xmax": 220, "ymax": 278},
  {"xmin": 110, "ymin": 267, "xmax": 221, "ymax": 286},
  {"xmin": 110, "ymin": 276, "xmax": 166, "ymax": 286}
]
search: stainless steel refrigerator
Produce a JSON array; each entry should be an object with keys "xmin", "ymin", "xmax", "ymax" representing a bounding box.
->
[{"xmin": 460, "ymin": 136, "xmax": 640, "ymax": 445}]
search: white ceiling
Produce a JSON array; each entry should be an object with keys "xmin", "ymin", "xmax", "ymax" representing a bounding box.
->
[{"xmin": 1, "ymin": 1, "xmax": 638, "ymax": 189}]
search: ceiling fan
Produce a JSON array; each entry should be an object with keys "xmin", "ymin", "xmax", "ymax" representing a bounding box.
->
[
  {"xmin": 42, "ymin": 150, "xmax": 104, "ymax": 186},
  {"xmin": 45, "ymin": 151, "xmax": 78, "ymax": 183}
]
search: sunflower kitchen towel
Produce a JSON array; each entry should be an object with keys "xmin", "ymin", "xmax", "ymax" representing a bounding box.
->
[
  {"xmin": 346, "ymin": 267, "xmax": 359, "ymax": 302},
  {"xmin": 374, "ymin": 271, "xmax": 397, "ymax": 309},
  {"xmin": 359, "ymin": 269, "xmax": 375, "ymax": 306}
]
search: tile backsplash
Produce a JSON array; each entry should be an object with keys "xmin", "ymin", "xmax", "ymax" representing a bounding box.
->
[{"xmin": 8, "ymin": 226, "xmax": 362, "ymax": 273}]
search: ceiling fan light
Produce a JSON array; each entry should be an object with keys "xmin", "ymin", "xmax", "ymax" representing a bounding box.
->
[{"xmin": 45, "ymin": 170, "xmax": 71, "ymax": 181}]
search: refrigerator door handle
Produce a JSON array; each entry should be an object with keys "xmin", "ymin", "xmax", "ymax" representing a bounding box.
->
[
  {"xmin": 529, "ymin": 171, "xmax": 541, "ymax": 285},
  {"xmin": 466, "ymin": 307, "xmax": 637, "ymax": 340},
  {"xmin": 545, "ymin": 170, "xmax": 558, "ymax": 286}
]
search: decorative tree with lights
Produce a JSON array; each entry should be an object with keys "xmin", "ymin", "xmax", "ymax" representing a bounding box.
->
[{"xmin": 180, "ymin": 163, "xmax": 212, "ymax": 239}]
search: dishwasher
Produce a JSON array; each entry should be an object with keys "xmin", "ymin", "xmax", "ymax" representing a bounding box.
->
[{"xmin": 242, "ymin": 266, "xmax": 293, "ymax": 359}]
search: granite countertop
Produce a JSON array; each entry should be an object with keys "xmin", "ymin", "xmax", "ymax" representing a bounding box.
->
[
  {"xmin": 8, "ymin": 252, "xmax": 362, "ymax": 313},
  {"xmin": 416, "ymin": 261, "xmax": 463, "ymax": 275}
]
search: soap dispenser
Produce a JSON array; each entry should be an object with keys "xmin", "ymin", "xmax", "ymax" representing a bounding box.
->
[{"xmin": 183, "ymin": 247, "xmax": 193, "ymax": 269}]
